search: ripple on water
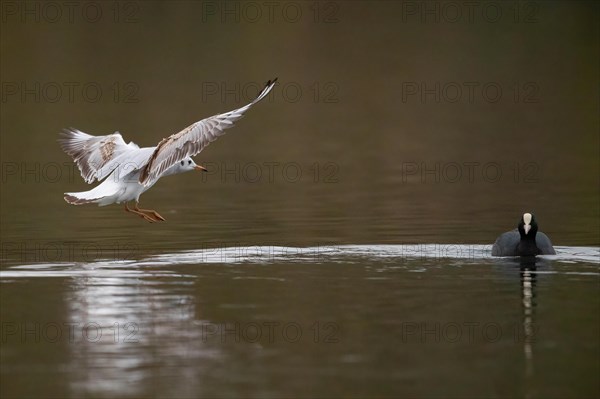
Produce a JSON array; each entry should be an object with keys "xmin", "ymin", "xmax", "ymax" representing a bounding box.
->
[{"xmin": 1, "ymin": 245, "xmax": 597, "ymax": 279}]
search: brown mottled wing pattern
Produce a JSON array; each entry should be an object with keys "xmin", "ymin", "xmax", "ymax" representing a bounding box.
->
[
  {"xmin": 59, "ymin": 128, "xmax": 139, "ymax": 183},
  {"xmin": 139, "ymin": 78, "xmax": 277, "ymax": 187}
]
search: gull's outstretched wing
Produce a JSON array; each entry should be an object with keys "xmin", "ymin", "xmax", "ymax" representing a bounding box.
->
[
  {"xmin": 59, "ymin": 128, "xmax": 141, "ymax": 183},
  {"xmin": 139, "ymin": 78, "xmax": 277, "ymax": 187}
]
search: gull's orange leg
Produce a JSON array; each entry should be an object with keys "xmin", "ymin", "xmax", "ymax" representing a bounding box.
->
[
  {"xmin": 134, "ymin": 203, "xmax": 166, "ymax": 222},
  {"xmin": 125, "ymin": 203, "xmax": 157, "ymax": 223}
]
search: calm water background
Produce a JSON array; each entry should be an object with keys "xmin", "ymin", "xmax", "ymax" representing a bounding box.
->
[{"xmin": 1, "ymin": 1, "xmax": 598, "ymax": 398}]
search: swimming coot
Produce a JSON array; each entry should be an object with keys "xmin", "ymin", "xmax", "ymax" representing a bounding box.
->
[{"xmin": 492, "ymin": 213, "xmax": 556, "ymax": 256}]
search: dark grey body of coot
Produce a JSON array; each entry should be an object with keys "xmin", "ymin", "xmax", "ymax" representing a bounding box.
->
[{"xmin": 492, "ymin": 213, "xmax": 556, "ymax": 256}]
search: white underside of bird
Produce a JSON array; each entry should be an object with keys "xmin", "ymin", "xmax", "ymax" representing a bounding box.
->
[
  {"xmin": 60, "ymin": 78, "xmax": 277, "ymax": 222},
  {"xmin": 63, "ymin": 145, "xmax": 180, "ymax": 206}
]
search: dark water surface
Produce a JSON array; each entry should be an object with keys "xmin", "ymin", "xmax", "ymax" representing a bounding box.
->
[
  {"xmin": 1, "ymin": 247, "xmax": 599, "ymax": 398},
  {"xmin": 1, "ymin": 1, "xmax": 599, "ymax": 398}
]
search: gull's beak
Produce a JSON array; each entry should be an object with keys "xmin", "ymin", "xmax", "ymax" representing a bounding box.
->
[
  {"xmin": 524, "ymin": 224, "xmax": 531, "ymax": 235},
  {"xmin": 194, "ymin": 165, "xmax": 208, "ymax": 172}
]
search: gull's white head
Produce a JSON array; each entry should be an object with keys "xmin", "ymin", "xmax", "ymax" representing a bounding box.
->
[
  {"xmin": 178, "ymin": 157, "xmax": 206, "ymax": 172},
  {"xmin": 163, "ymin": 157, "xmax": 207, "ymax": 177},
  {"xmin": 522, "ymin": 212, "xmax": 533, "ymax": 235}
]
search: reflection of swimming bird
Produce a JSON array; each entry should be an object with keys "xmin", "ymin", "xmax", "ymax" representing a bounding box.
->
[
  {"xmin": 60, "ymin": 78, "xmax": 277, "ymax": 222},
  {"xmin": 492, "ymin": 213, "xmax": 556, "ymax": 256}
]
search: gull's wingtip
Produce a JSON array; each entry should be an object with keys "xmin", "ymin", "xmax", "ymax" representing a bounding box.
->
[
  {"xmin": 59, "ymin": 127, "xmax": 84, "ymax": 140},
  {"xmin": 58, "ymin": 128, "xmax": 74, "ymax": 145},
  {"xmin": 59, "ymin": 127, "xmax": 73, "ymax": 136},
  {"xmin": 252, "ymin": 78, "xmax": 278, "ymax": 104},
  {"xmin": 265, "ymin": 77, "xmax": 278, "ymax": 87}
]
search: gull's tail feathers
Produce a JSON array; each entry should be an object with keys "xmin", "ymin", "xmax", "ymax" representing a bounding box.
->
[
  {"xmin": 64, "ymin": 178, "xmax": 121, "ymax": 206},
  {"xmin": 64, "ymin": 194, "xmax": 100, "ymax": 205}
]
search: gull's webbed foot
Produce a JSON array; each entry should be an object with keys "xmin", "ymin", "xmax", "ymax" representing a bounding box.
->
[
  {"xmin": 134, "ymin": 204, "xmax": 166, "ymax": 222},
  {"xmin": 125, "ymin": 203, "xmax": 158, "ymax": 223}
]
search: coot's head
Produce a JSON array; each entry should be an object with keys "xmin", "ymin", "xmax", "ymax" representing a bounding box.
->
[{"xmin": 518, "ymin": 212, "xmax": 538, "ymax": 239}]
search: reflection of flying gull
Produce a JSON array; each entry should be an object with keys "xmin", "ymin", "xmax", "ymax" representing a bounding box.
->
[{"xmin": 60, "ymin": 78, "xmax": 277, "ymax": 222}]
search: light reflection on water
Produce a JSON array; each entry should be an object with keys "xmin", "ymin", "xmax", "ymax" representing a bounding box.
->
[{"xmin": 65, "ymin": 272, "xmax": 207, "ymax": 398}]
